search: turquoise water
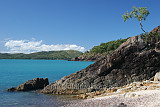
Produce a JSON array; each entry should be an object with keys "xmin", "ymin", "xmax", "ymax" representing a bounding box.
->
[{"xmin": 0, "ymin": 59, "xmax": 93, "ymax": 107}]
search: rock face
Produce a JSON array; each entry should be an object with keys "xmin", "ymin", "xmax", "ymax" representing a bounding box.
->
[
  {"xmin": 41, "ymin": 26, "xmax": 160, "ymax": 95},
  {"xmin": 8, "ymin": 78, "xmax": 49, "ymax": 91},
  {"xmin": 70, "ymin": 55, "xmax": 104, "ymax": 61},
  {"xmin": 151, "ymin": 26, "xmax": 160, "ymax": 33}
]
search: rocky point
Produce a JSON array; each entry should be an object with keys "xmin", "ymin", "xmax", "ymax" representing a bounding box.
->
[
  {"xmin": 8, "ymin": 78, "xmax": 49, "ymax": 91},
  {"xmin": 40, "ymin": 26, "xmax": 160, "ymax": 95}
]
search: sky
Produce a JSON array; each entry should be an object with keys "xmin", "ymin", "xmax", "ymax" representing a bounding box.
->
[{"xmin": 0, "ymin": 0, "xmax": 160, "ymax": 53}]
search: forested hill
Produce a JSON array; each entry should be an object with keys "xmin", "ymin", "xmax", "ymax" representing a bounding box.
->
[
  {"xmin": 71, "ymin": 38, "xmax": 128, "ymax": 61},
  {"xmin": 0, "ymin": 50, "xmax": 82, "ymax": 60}
]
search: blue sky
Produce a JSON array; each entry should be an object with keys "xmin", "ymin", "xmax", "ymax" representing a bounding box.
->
[{"xmin": 0, "ymin": 0, "xmax": 159, "ymax": 53}]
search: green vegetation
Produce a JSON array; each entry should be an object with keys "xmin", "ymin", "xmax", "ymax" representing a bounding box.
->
[
  {"xmin": 90, "ymin": 39, "xmax": 127, "ymax": 54},
  {"xmin": 0, "ymin": 38, "xmax": 128, "ymax": 60},
  {"xmin": 0, "ymin": 50, "xmax": 82, "ymax": 60},
  {"xmin": 4, "ymin": 32, "xmax": 160, "ymax": 60},
  {"xmin": 80, "ymin": 31, "xmax": 160, "ymax": 60},
  {"xmin": 81, "ymin": 38, "xmax": 127, "ymax": 58},
  {"xmin": 141, "ymin": 32, "xmax": 160, "ymax": 48},
  {"xmin": 122, "ymin": 6, "xmax": 150, "ymax": 33}
]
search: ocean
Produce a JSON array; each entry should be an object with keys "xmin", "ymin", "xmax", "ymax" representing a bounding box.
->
[{"xmin": 0, "ymin": 59, "xmax": 93, "ymax": 107}]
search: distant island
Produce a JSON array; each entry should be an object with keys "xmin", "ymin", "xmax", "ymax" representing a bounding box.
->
[
  {"xmin": 0, "ymin": 50, "xmax": 82, "ymax": 60},
  {"xmin": 0, "ymin": 38, "xmax": 129, "ymax": 61}
]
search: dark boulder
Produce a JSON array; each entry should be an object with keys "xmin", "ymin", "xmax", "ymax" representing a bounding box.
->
[
  {"xmin": 118, "ymin": 103, "xmax": 127, "ymax": 107},
  {"xmin": 8, "ymin": 78, "xmax": 49, "ymax": 91}
]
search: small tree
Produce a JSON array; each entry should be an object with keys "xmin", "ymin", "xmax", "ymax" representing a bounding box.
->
[{"xmin": 122, "ymin": 6, "xmax": 150, "ymax": 33}]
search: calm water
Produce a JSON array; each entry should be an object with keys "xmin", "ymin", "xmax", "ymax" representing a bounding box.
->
[{"xmin": 0, "ymin": 59, "xmax": 93, "ymax": 107}]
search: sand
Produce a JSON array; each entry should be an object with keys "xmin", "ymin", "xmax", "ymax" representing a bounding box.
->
[{"xmin": 62, "ymin": 90, "xmax": 160, "ymax": 107}]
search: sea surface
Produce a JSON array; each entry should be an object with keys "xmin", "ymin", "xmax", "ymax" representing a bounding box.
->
[{"xmin": 0, "ymin": 59, "xmax": 93, "ymax": 107}]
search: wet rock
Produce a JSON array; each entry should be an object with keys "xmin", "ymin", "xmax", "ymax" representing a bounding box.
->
[
  {"xmin": 8, "ymin": 78, "xmax": 49, "ymax": 91},
  {"xmin": 8, "ymin": 87, "xmax": 16, "ymax": 91}
]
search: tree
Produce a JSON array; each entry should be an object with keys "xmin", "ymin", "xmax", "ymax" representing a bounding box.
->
[{"xmin": 122, "ymin": 6, "xmax": 150, "ymax": 33}]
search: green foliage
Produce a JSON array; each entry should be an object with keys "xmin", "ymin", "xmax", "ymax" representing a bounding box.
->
[
  {"xmin": 122, "ymin": 6, "xmax": 150, "ymax": 22},
  {"xmin": 0, "ymin": 50, "xmax": 82, "ymax": 60},
  {"xmin": 89, "ymin": 39, "xmax": 127, "ymax": 54},
  {"xmin": 122, "ymin": 6, "xmax": 150, "ymax": 32},
  {"xmin": 141, "ymin": 32, "xmax": 160, "ymax": 48}
]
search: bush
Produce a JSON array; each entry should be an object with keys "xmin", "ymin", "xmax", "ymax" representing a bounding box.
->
[{"xmin": 89, "ymin": 38, "xmax": 127, "ymax": 54}]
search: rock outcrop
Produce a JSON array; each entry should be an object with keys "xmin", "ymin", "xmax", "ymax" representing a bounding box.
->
[
  {"xmin": 151, "ymin": 25, "xmax": 160, "ymax": 33},
  {"xmin": 41, "ymin": 26, "xmax": 160, "ymax": 95},
  {"xmin": 70, "ymin": 54, "xmax": 104, "ymax": 61},
  {"xmin": 8, "ymin": 78, "xmax": 49, "ymax": 91}
]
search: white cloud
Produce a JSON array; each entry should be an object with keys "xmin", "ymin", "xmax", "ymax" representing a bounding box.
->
[{"xmin": 4, "ymin": 39, "xmax": 85, "ymax": 53}]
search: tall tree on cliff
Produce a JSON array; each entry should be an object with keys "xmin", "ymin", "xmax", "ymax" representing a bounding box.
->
[{"xmin": 122, "ymin": 6, "xmax": 150, "ymax": 33}]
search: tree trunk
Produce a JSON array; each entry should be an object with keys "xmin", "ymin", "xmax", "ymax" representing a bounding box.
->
[{"xmin": 140, "ymin": 21, "xmax": 146, "ymax": 33}]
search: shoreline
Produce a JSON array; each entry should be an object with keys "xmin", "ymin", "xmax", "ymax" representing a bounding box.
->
[
  {"xmin": 59, "ymin": 80, "xmax": 160, "ymax": 107},
  {"xmin": 0, "ymin": 58, "xmax": 94, "ymax": 62},
  {"xmin": 62, "ymin": 89, "xmax": 160, "ymax": 107}
]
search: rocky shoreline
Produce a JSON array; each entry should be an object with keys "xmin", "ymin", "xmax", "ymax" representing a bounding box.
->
[
  {"xmin": 8, "ymin": 78, "xmax": 49, "ymax": 91},
  {"xmin": 62, "ymin": 73, "xmax": 160, "ymax": 106},
  {"xmin": 40, "ymin": 26, "xmax": 160, "ymax": 95},
  {"xmin": 75, "ymin": 76, "xmax": 160, "ymax": 99},
  {"xmin": 69, "ymin": 54, "xmax": 104, "ymax": 61},
  {"xmin": 63, "ymin": 89, "xmax": 160, "ymax": 107},
  {"xmin": 8, "ymin": 75, "xmax": 160, "ymax": 107},
  {"xmin": 7, "ymin": 26, "xmax": 160, "ymax": 106}
]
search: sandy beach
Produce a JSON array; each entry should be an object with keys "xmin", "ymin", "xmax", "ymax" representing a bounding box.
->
[{"xmin": 62, "ymin": 90, "xmax": 160, "ymax": 107}]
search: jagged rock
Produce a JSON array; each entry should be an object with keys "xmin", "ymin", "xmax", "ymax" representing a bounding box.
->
[
  {"xmin": 154, "ymin": 72, "xmax": 160, "ymax": 81},
  {"xmin": 41, "ymin": 26, "xmax": 160, "ymax": 95},
  {"xmin": 8, "ymin": 78, "xmax": 49, "ymax": 91},
  {"xmin": 70, "ymin": 54, "xmax": 104, "ymax": 61},
  {"xmin": 151, "ymin": 26, "xmax": 160, "ymax": 33}
]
